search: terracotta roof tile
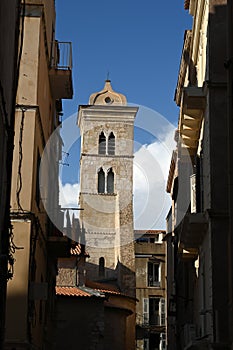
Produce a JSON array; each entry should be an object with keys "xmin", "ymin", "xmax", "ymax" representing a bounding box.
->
[
  {"xmin": 56, "ymin": 286, "xmax": 92, "ymax": 297},
  {"xmin": 85, "ymin": 280, "xmax": 121, "ymax": 295},
  {"xmin": 70, "ymin": 242, "xmax": 89, "ymax": 257},
  {"xmin": 134, "ymin": 230, "xmax": 166, "ymax": 235}
]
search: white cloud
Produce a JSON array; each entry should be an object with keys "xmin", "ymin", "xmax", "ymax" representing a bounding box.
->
[
  {"xmin": 133, "ymin": 127, "xmax": 175, "ymax": 229},
  {"xmin": 59, "ymin": 181, "xmax": 80, "ymax": 208}
]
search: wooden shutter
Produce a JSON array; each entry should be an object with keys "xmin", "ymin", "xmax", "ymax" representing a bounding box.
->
[
  {"xmin": 143, "ymin": 298, "xmax": 149, "ymax": 325},
  {"xmin": 159, "ymin": 298, "xmax": 166, "ymax": 326}
]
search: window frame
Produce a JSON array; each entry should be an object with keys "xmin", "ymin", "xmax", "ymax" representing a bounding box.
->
[{"xmin": 147, "ymin": 261, "xmax": 161, "ymax": 287}]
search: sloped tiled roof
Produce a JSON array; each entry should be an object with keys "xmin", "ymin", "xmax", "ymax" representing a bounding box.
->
[
  {"xmin": 134, "ymin": 229, "xmax": 166, "ymax": 235},
  {"xmin": 70, "ymin": 243, "xmax": 89, "ymax": 257},
  {"xmin": 56, "ymin": 286, "xmax": 106, "ymax": 298},
  {"xmin": 56, "ymin": 286, "xmax": 92, "ymax": 297},
  {"xmin": 85, "ymin": 280, "xmax": 121, "ymax": 295}
]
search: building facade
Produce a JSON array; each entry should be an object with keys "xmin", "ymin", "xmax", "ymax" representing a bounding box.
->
[
  {"xmin": 5, "ymin": 0, "xmax": 73, "ymax": 348},
  {"xmin": 135, "ymin": 230, "xmax": 166, "ymax": 350},
  {"xmin": 55, "ymin": 222, "xmax": 136, "ymax": 350},
  {"xmin": 0, "ymin": 1, "xmax": 21, "ymax": 346},
  {"xmin": 166, "ymin": 0, "xmax": 232, "ymax": 349}
]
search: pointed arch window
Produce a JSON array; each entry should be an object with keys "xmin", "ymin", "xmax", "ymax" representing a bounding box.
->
[
  {"xmin": 99, "ymin": 132, "xmax": 106, "ymax": 155},
  {"xmin": 108, "ymin": 132, "xmax": 115, "ymax": 155},
  {"xmin": 107, "ymin": 168, "xmax": 114, "ymax": 194},
  {"xmin": 98, "ymin": 168, "xmax": 105, "ymax": 193}
]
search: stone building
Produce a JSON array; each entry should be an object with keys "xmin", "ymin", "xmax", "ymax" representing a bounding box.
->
[
  {"xmin": 78, "ymin": 79, "xmax": 138, "ymax": 298},
  {"xmin": 76, "ymin": 80, "xmax": 138, "ymax": 348},
  {"xmin": 0, "ymin": 1, "xmax": 21, "ymax": 346},
  {"xmin": 166, "ymin": 0, "xmax": 233, "ymax": 349},
  {"xmin": 135, "ymin": 230, "xmax": 166, "ymax": 350},
  {"xmin": 55, "ymin": 220, "xmax": 136, "ymax": 350},
  {"xmin": 4, "ymin": 0, "xmax": 73, "ymax": 348}
]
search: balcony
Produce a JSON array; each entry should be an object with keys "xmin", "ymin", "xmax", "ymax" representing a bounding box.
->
[
  {"xmin": 49, "ymin": 41, "xmax": 73, "ymax": 99},
  {"xmin": 179, "ymin": 212, "xmax": 208, "ymax": 257},
  {"xmin": 179, "ymin": 87, "xmax": 206, "ymax": 153}
]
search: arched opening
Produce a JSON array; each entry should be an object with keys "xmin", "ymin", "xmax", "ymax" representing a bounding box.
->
[
  {"xmin": 108, "ymin": 132, "xmax": 115, "ymax": 155},
  {"xmin": 107, "ymin": 168, "xmax": 114, "ymax": 194},
  {"xmin": 99, "ymin": 132, "xmax": 106, "ymax": 155},
  {"xmin": 98, "ymin": 168, "xmax": 105, "ymax": 193},
  {"xmin": 99, "ymin": 257, "xmax": 105, "ymax": 277}
]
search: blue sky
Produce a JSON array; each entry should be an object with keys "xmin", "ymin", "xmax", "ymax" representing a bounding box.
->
[
  {"xmin": 55, "ymin": 1, "xmax": 193, "ymax": 229},
  {"xmin": 55, "ymin": 0, "xmax": 192, "ymax": 120}
]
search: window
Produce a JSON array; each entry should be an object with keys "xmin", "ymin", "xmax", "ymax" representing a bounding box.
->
[
  {"xmin": 98, "ymin": 131, "xmax": 115, "ymax": 155},
  {"xmin": 149, "ymin": 298, "xmax": 160, "ymax": 325},
  {"xmin": 108, "ymin": 132, "xmax": 115, "ymax": 155},
  {"xmin": 99, "ymin": 257, "xmax": 105, "ymax": 277},
  {"xmin": 107, "ymin": 168, "xmax": 114, "ymax": 193},
  {"xmin": 99, "ymin": 132, "xmax": 106, "ymax": 154},
  {"xmin": 97, "ymin": 168, "xmax": 115, "ymax": 194},
  {"xmin": 98, "ymin": 168, "xmax": 105, "ymax": 193},
  {"xmin": 144, "ymin": 297, "xmax": 165, "ymax": 327},
  {"xmin": 148, "ymin": 261, "xmax": 160, "ymax": 287}
]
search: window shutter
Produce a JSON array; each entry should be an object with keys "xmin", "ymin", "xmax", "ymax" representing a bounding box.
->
[
  {"xmin": 190, "ymin": 174, "xmax": 196, "ymax": 213},
  {"xmin": 160, "ymin": 333, "xmax": 166, "ymax": 350},
  {"xmin": 160, "ymin": 298, "xmax": 166, "ymax": 326},
  {"xmin": 144, "ymin": 338, "xmax": 149, "ymax": 350},
  {"xmin": 143, "ymin": 298, "xmax": 149, "ymax": 325}
]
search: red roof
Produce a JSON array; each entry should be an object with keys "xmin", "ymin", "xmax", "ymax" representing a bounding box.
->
[
  {"xmin": 134, "ymin": 230, "xmax": 166, "ymax": 234},
  {"xmin": 56, "ymin": 286, "xmax": 92, "ymax": 297},
  {"xmin": 85, "ymin": 280, "xmax": 121, "ymax": 295},
  {"xmin": 70, "ymin": 242, "xmax": 89, "ymax": 257}
]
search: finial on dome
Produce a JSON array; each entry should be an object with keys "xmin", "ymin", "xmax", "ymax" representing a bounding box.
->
[{"xmin": 89, "ymin": 80, "xmax": 127, "ymax": 106}]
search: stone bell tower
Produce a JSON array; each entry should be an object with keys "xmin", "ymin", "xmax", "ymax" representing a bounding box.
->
[{"xmin": 77, "ymin": 80, "xmax": 138, "ymax": 296}]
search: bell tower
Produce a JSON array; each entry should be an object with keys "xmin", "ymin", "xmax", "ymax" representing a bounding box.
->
[{"xmin": 77, "ymin": 80, "xmax": 138, "ymax": 296}]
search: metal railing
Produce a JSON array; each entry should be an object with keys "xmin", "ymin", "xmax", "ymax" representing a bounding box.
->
[{"xmin": 50, "ymin": 41, "xmax": 72, "ymax": 70}]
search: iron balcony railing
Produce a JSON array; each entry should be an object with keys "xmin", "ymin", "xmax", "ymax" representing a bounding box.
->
[{"xmin": 50, "ymin": 41, "xmax": 72, "ymax": 70}]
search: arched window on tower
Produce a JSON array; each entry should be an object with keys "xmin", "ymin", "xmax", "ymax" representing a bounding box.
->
[
  {"xmin": 98, "ymin": 168, "xmax": 105, "ymax": 193},
  {"xmin": 107, "ymin": 168, "xmax": 114, "ymax": 194},
  {"xmin": 108, "ymin": 132, "xmax": 115, "ymax": 155},
  {"xmin": 99, "ymin": 132, "xmax": 106, "ymax": 155},
  {"xmin": 99, "ymin": 257, "xmax": 105, "ymax": 277}
]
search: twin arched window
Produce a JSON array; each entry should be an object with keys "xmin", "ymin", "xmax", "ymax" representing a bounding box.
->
[
  {"xmin": 98, "ymin": 167, "xmax": 114, "ymax": 194},
  {"xmin": 98, "ymin": 132, "xmax": 115, "ymax": 155}
]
